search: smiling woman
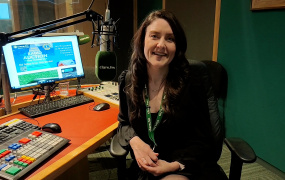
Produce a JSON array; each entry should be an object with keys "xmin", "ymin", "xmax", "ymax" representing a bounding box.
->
[
  {"xmin": 115, "ymin": 9, "xmax": 228, "ymax": 180},
  {"xmin": 143, "ymin": 18, "xmax": 176, "ymax": 114},
  {"xmin": 144, "ymin": 18, "xmax": 176, "ymax": 71}
]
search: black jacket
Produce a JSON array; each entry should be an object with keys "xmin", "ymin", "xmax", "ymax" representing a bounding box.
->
[{"xmin": 116, "ymin": 60, "xmax": 223, "ymax": 177}]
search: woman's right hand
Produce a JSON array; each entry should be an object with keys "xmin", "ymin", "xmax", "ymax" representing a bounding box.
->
[{"xmin": 130, "ymin": 136, "xmax": 159, "ymax": 169}]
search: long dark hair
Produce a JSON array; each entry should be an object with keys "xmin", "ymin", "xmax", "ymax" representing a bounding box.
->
[{"xmin": 126, "ymin": 10, "xmax": 190, "ymax": 122}]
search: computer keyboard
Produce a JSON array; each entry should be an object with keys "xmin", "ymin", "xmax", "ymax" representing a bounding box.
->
[
  {"xmin": 0, "ymin": 119, "xmax": 70, "ymax": 180},
  {"xmin": 19, "ymin": 95, "xmax": 94, "ymax": 118}
]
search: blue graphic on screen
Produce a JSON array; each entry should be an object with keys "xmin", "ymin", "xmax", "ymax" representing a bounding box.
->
[{"xmin": 12, "ymin": 41, "xmax": 76, "ymax": 73}]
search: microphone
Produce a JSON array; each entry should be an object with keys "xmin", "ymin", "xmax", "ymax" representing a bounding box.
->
[
  {"xmin": 78, "ymin": 34, "xmax": 91, "ymax": 45},
  {"xmin": 94, "ymin": 1, "xmax": 117, "ymax": 81},
  {"xmin": 95, "ymin": 51, "xmax": 116, "ymax": 81}
]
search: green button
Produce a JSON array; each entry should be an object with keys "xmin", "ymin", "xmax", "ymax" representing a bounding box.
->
[
  {"xmin": 22, "ymin": 163, "xmax": 28, "ymax": 167},
  {"xmin": 0, "ymin": 149, "xmax": 6, "ymax": 154},
  {"xmin": 13, "ymin": 160, "xmax": 19, "ymax": 165},
  {"xmin": 6, "ymin": 166, "xmax": 21, "ymax": 175}
]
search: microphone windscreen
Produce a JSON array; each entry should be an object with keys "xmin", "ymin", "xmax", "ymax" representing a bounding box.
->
[
  {"xmin": 95, "ymin": 51, "xmax": 117, "ymax": 81},
  {"xmin": 78, "ymin": 34, "xmax": 91, "ymax": 45}
]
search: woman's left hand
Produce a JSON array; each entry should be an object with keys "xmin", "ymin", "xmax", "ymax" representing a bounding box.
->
[{"xmin": 140, "ymin": 160, "xmax": 180, "ymax": 176}]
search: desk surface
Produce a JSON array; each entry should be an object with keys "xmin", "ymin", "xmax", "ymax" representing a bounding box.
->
[{"xmin": 0, "ymin": 91, "xmax": 119, "ymax": 179}]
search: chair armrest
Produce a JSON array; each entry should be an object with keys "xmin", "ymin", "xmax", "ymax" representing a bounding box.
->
[
  {"xmin": 225, "ymin": 137, "xmax": 257, "ymax": 180},
  {"xmin": 109, "ymin": 133, "xmax": 129, "ymax": 157},
  {"xmin": 224, "ymin": 137, "xmax": 256, "ymax": 163}
]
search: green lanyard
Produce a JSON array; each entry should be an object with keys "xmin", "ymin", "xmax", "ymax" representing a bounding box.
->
[{"xmin": 144, "ymin": 85, "xmax": 166, "ymax": 149}]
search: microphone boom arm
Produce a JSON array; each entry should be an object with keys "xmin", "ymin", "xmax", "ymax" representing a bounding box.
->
[{"xmin": 0, "ymin": 9, "xmax": 103, "ymax": 46}]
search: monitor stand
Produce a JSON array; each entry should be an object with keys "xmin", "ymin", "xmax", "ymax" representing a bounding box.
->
[
  {"xmin": 76, "ymin": 78, "xmax": 82, "ymax": 95},
  {"xmin": 43, "ymin": 84, "xmax": 57, "ymax": 102}
]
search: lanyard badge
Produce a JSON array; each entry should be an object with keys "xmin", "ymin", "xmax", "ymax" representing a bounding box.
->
[{"xmin": 144, "ymin": 85, "xmax": 166, "ymax": 149}]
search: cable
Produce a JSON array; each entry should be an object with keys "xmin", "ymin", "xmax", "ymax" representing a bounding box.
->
[
  {"xmin": 49, "ymin": 84, "xmax": 57, "ymax": 101},
  {"xmin": 87, "ymin": 0, "xmax": 95, "ymax": 10},
  {"xmin": 12, "ymin": 92, "xmax": 17, "ymax": 104},
  {"xmin": 21, "ymin": 117, "xmax": 41, "ymax": 127},
  {"xmin": 38, "ymin": 93, "xmax": 42, "ymax": 104},
  {"xmin": 89, "ymin": 102, "xmax": 96, "ymax": 111},
  {"xmin": 91, "ymin": 19, "xmax": 98, "ymax": 48}
]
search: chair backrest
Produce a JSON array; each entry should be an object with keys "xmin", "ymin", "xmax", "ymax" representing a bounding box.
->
[
  {"xmin": 202, "ymin": 60, "xmax": 228, "ymax": 100},
  {"xmin": 202, "ymin": 60, "xmax": 228, "ymax": 160}
]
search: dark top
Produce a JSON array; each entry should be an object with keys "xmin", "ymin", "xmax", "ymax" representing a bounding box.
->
[{"xmin": 116, "ymin": 60, "xmax": 224, "ymax": 179}]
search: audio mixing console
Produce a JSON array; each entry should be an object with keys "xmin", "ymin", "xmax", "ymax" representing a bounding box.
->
[
  {"xmin": 79, "ymin": 81, "xmax": 119, "ymax": 107},
  {"xmin": 0, "ymin": 119, "xmax": 69, "ymax": 180}
]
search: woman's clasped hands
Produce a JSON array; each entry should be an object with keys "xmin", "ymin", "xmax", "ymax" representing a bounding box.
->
[
  {"xmin": 130, "ymin": 136, "xmax": 179, "ymax": 176},
  {"xmin": 130, "ymin": 136, "xmax": 158, "ymax": 168}
]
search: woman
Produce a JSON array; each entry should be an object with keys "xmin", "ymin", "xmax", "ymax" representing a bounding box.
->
[{"xmin": 116, "ymin": 10, "xmax": 226, "ymax": 180}]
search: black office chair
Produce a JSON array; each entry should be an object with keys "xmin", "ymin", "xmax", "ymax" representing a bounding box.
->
[{"xmin": 109, "ymin": 60, "xmax": 256, "ymax": 180}]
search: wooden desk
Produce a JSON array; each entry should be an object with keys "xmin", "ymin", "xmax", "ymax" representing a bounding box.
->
[{"xmin": 0, "ymin": 93, "xmax": 119, "ymax": 180}]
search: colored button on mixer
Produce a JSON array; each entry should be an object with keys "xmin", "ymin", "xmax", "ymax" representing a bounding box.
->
[
  {"xmin": 8, "ymin": 143, "xmax": 22, "ymax": 150},
  {"xmin": 31, "ymin": 131, "xmax": 42, "ymax": 137},
  {"xmin": 25, "ymin": 160, "xmax": 32, "ymax": 165},
  {"xmin": 6, "ymin": 166, "xmax": 21, "ymax": 175},
  {"xmin": 0, "ymin": 164, "xmax": 7, "ymax": 171},
  {"xmin": 5, "ymin": 155, "xmax": 15, "ymax": 162},
  {"xmin": 19, "ymin": 138, "xmax": 31, "ymax": 144},
  {"xmin": 21, "ymin": 163, "xmax": 28, "ymax": 167},
  {"xmin": 2, "ymin": 150, "xmax": 11, "ymax": 156}
]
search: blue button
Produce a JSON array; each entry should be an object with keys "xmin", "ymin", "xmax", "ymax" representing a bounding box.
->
[
  {"xmin": 10, "ymin": 155, "xmax": 15, "ymax": 159},
  {"xmin": 5, "ymin": 156, "xmax": 15, "ymax": 162},
  {"xmin": 0, "ymin": 164, "xmax": 7, "ymax": 170}
]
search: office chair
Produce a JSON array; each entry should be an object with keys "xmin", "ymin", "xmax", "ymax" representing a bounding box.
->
[{"xmin": 109, "ymin": 60, "xmax": 256, "ymax": 180}]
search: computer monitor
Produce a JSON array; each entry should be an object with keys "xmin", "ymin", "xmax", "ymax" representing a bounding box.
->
[{"xmin": 2, "ymin": 35, "xmax": 85, "ymax": 91}]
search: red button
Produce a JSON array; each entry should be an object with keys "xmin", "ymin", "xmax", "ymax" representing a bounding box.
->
[
  {"xmin": 26, "ymin": 160, "xmax": 33, "ymax": 164},
  {"xmin": 31, "ymin": 131, "xmax": 42, "ymax": 137},
  {"xmin": 2, "ymin": 150, "xmax": 11, "ymax": 156},
  {"xmin": 19, "ymin": 138, "xmax": 31, "ymax": 144}
]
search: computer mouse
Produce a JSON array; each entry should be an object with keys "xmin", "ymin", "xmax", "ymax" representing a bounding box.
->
[
  {"xmin": 93, "ymin": 103, "xmax": 110, "ymax": 111},
  {"xmin": 42, "ymin": 123, "xmax": 62, "ymax": 133}
]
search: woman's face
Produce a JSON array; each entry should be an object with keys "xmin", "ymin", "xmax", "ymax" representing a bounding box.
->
[{"xmin": 144, "ymin": 18, "xmax": 176, "ymax": 69}]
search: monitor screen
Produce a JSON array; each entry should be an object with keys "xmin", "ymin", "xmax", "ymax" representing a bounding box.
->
[{"xmin": 2, "ymin": 35, "xmax": 85, "ymax": 91}]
